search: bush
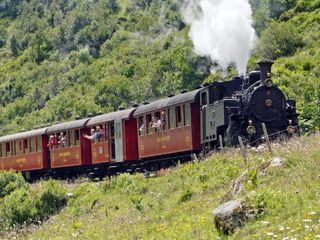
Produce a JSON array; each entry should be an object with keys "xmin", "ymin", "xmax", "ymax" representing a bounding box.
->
[
  {"xmin": 35, "ymin": 180, "xmax": 67, "ymax": 219},
  {"xmin": 0, "ymin": 188, "xmax": 36, "ymax": 230},
  {"xmin": 0, "ymin": 171, "xmax": 27, "ymax": 198}
]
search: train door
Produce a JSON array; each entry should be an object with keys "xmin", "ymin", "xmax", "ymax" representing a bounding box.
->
[{"xmin": 114, "ymin": 120, "xmax": 124, "ymax": 162}]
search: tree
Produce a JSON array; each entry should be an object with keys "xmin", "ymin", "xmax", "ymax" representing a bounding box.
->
[{"xmin": 9, "ymin": 35, "xmax": 18, "ymax": 56}]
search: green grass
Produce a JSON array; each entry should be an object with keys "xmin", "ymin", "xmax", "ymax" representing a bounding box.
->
[{"xmin": 2, "ymin": 134, "xmax": 320, "ymax": 239}]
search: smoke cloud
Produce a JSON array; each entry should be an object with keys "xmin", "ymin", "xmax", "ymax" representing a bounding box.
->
[{"xmin": 181, "ymin": 0, "xmax": 256, "ymax": 75}]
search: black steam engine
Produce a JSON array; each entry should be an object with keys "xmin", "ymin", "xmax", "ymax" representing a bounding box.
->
[{"xmin": 199, "ymin": 61, "xmax": 299, "ymax": 148}]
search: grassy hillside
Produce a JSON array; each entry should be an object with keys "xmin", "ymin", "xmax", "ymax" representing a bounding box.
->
[
  {"xmin": 1, "ymin": 133, "xmax": 319, "ymax": 239},
  {"xmin": 0, "ymin": 0, "xmax": 319, "ymax": 136}
]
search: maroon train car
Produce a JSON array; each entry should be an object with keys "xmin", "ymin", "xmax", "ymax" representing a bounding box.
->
[
  {"xmin": 133, "ymin": 89, "xmax": 201, "ymax": 159},
  {"xmin": 86, "ymin": 108, "xmax": 138, "ymax": 164},
  {"xmin": 0, "ymin": 128, "xmax": 49, "ymax": 172},
  {"xmin": 46, "ymin": 119, "xmax": 91, "ymax": 168}
]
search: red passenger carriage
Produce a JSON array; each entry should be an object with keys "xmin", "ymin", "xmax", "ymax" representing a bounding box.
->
[
  {"xmin": 46, "ymin": 119, "xmax": 91, "ymax": 168},
  {"xmin": 133, "ymin": 90, "xmax": 202, "ymax": 159},
  {"xmin": 87, "ymin": 108, "xmax": 138, "ymax": 164},
  {"xmin": 0, "ymin": 128, "xmax": 49, "ymax": 172}
]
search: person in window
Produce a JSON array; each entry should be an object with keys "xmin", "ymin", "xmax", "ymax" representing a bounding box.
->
[
  {"xmin": 84, "ymin": 128, "xmax": 98, "ymax": 142},
  {"xmin": 150, "ymin": 116, "xmax": 157, "ymax": 129},
  {"xmin": 96, "ymin": 126, "xmax": 104, "ymax": 142},
  {"xmin": 59, "ymin": 132, "xmax": 67, "ymax": 147},
  {"xmin": 47, "ymin": 135, "xmax": 55, "ymax": 149},
  {"xmin": 161, "ymin": 110, "xmax": 166, "ymax": 130}
]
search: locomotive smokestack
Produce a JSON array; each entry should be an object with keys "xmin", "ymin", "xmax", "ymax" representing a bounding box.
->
[{"xmin": 258, "ymin": 60, "xmax": 274, "ymax": 86}]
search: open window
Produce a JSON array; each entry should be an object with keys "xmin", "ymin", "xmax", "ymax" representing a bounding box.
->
[
  {"xmin": 23, "ymin": 139, "xmax": 28, "ymax": 153},
  {"xmin": 6, "ymin": 142, "xmax": 10, "ymax": 156},
  {"xmin": 146, "ymin": 114, "xmax": 152, "ymax": 134},
  {"xmin": 184, "ymin": 104, "xmax": 191, "ymax": 126},
  {"xmin": 138, "ymin": 116, "xmax": 144, "ymax": 136},
  {"xmin": 175, "ymin": 106, "xmax": 182, "ymax": 128},
  {"xmin": 161, "ymin": 110, "xmax": 167, "ymax": 131},
  {"xmin": 74, "ymin": 129, "xmax": 80, "ymax": 146},
  {"xmin": 12, "ymin": 142, "xmax": 16, "ymax": 155},
  {"xmin": 154, "ymin": 112, "xmax": 161, "ymax": 132},
  {"xmin": 68, "ymin": 130, "xmax": 74, "ymax": 147}
]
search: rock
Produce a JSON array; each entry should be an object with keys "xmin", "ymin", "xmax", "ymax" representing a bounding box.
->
[
  {"xmin": 270, "ymin": 157, "xmax": 284, "ymax": 167},
  {"xmin": 213, "ymin": 200, "xmax": 246, "ymax": 235}
]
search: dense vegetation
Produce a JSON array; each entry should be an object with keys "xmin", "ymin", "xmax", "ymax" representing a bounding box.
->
[
  {"xmin": 0, "ymin": 0, "xmax": 319, "ymax": 135},
  {"xmin": 1, "ymin": 133, "xmax": 319, "ymax": 239},
  {"xmin": 0, "ymin": 171, "xmax": 66, "ymax": 233}
]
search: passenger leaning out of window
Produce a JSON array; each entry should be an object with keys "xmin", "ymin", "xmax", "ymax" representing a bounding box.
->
[
  {"xmin": 59, "ymin": 132, "xmax": 67, "ymax": 147},
  {"xmin": 96, "ymin": 126, "xmax": 104, "ymax": 141},
  {"xmin": 47, "ymin": 135, "xmax": 55, "ymax": 149},
  {"xmin": 151, "ymin": 116, "xmax": 161, "ymax": 132},
  {"xmin": 84, "ymin": 128, "xmax": 98, "ymax": 142}
]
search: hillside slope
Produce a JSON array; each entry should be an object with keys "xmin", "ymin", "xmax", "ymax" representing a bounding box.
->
[{"xmin": 1, "ymin": 134, "xmax": 319, "ymax": 239}]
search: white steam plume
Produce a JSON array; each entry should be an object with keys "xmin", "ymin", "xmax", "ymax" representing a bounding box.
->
[{"xmin": 182, "ymin": 0, "xmax": 256, "ymax": 75}]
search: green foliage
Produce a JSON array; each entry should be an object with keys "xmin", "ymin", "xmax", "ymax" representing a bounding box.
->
[
  {"xmin": 35, "ymin": 180, "xmax": 67, "ymax": 219},
  {"xmin": 0, "ymin": 171, "xmax": 27, "ymax": 198},
  {"xmin": 0, "ymin": 174, "xmax": 67, "ymax": 233},
  {"xmin": 0, "ymin": 188, "xmax": 36, "ymax": 229},
  {"xmin": 258, "ymin": 21, "xmax": 305, "ymax": 60}
]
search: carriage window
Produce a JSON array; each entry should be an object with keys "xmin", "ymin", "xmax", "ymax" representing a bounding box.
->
[
  {"xmin": 184, "ymin": 104, "xmax": 191, "ymax": 126},
  {"xmin": 74, "ymin": 129, "xmax": 80, "ymax": 146},
  {"xmin": 2, "ymin": 144, "xmax": 6, "ymax": 157},
  {"xmin": 0, "ymin": 144, "xmax": 2, "ymax": 157},
  {"xmin": 23, "ymin": 139, "xmax": 28, "ymax": 153},
  {"xmin": 168, "ymin": 108, "xmax": 174, "ymax": 129},
  {"xmin": 68, "ymin": 130, "xmax": 74, "ymax": 147},
  {"xmin": 201, "ymin": 92, "xmax": 207, "ymax": 106},
  {"xmin": 146, "ymin": 114, "xmax": 152, "ymax": 134},
  {"xmin": 37, "ymin": 136, "xmax": 41, "ymax": 152},
  {"xmin": 6, "ymin": 143, "xmax": 10, "ymax": 156},
  {"xmin": 12, "ymin": 141, "xmax": 17, "ymax": 156},
  {"xmin": 30, "ymin": 138, "xmax": 35, "ymax": 153},
  {"xmin": 138, "ymin": 116, "xmax": 144, "ymax": 136},
  {"xmin": 175, "ymin": 106, "xmax": 182, "ymax": 128},
  {"xmin": 154, "ymin": 112, "xmax": 161, "ymax": 132}
]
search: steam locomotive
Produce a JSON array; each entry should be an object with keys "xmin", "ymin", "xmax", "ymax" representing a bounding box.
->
[{"xmin": 0, "ymin": 61, "xmax": 299, "ymax": 179}]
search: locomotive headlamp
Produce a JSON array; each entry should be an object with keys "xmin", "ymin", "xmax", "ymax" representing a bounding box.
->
[
  {"xmin": 248, "ymin": 119, "xmax": 253, "ymax": 125},
  {"xmin": 288, "ymin": 119, "xmax": 293, "ymax": 125},
  {"xmin": 247, "ymin": 125, "xmax": 256, "ymax": 135},
  {"xmin": 264, "ymin": 78, "xmax": 273, "ymax": 87}
]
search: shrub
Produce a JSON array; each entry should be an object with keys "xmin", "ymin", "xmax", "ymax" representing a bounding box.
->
[
  {"xmin": 0, "ymin": 171, "xmax": 27, "ymax": 198},
  {"xmin": 179, "ymin": 189, "xmax": 193, "ymax": 203},
  {"xmin": 0, "ymin": 188, "xmax": 36, "ymax": 230},
  {"xmin": 35, "ymin": 180, "xmax": 67, "ymax": 219}
]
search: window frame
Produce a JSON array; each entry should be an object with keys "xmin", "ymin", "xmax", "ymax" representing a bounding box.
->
[
  {"xmin": 184, "ymin": 103, "xmax": 191, "ymax": 126},
  {"xmin": 175, "ymin": 105, "xmax": 182, "ymax": 128}
]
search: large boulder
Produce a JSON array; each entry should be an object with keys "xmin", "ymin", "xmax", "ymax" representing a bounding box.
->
[{"xmin": 213, "ymin": 200, "xmax": 246, "ymax": 235}]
